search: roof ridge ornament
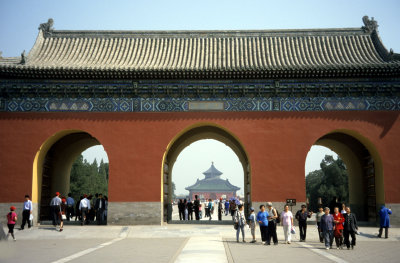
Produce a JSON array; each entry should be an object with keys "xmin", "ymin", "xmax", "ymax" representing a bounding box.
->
[
  {"xmin": 39, "ymin": 18, "xmax": 54, "ymax": 35},
  {"xmin": 362, "ymin": 16, "xmax": 378, "ymax": 33},
  {"xmin": 20, "ymin": 50, "xmax": 26, "ymax": 64}
]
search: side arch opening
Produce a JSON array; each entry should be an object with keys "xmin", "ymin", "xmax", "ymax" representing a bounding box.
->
[
  {"xmin": 306, "ymin": 130, "xmax": 384, "ymax": 223},
  {"xmin": 32, "ymin": 130, "xmax": 108, "ymax": 222}
]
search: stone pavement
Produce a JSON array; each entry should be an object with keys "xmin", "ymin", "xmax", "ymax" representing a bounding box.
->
[{"xmin": 1, "ymin": 224, "xmax": 399, "ymax": 263}]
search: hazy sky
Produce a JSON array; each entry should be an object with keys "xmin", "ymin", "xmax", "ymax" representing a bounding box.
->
[{"xmin": 1, "ymin": 1, "xmax": 396, "ymax": 195}]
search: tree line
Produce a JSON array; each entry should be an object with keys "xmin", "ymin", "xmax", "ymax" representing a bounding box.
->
[
  {"xmin": 306, "ymin": 155, "xmax": 348, "ymax": 212},
  {"xmin": 69, "ymin": 155, "xmax": 109, "ymax": 201}
]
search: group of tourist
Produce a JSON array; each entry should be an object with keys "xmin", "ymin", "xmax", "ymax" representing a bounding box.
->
[
  {"xmin": 177, "ymin": 196, "xmax": 239, "ymax": 221},
  {"xmin": 4, "ymin": 192, "xmax": 108, "ymax": 240},
  {"xmin": 50, "ymin": 192, "xmax": 108, "ymax": 229},
  {"xmin": 231, "ymin": 201, "xmax": 393, "ymax": 250}
]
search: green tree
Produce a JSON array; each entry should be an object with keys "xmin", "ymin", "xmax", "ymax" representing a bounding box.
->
[
  {"xmin": 306, "ymin": 155, "xmax": 348, "ymax": 212},
  {"xmin": 69, "ymin": 155, "xmax": 109, "ymax": 201}
]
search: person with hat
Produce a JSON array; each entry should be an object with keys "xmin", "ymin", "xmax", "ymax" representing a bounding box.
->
[
  {"xmin": 20, "ymin": 194, "xmax": 33, "ymax": 230},
  {"xmin": 50, "ymin": 192, "xmax": 62, "ymax": 228},
  {"xmin": 248, "ymin": 207, "xmax": 257, "ymax": 243},
  {"xmin": 266, "ymin": 202, "xmax": 279, "ymax": 245},
  {"xmin": 6, "ymin": 206, "xmax": 17, "ymax": 241},
  {"xmin": 79, "ymin": 194, "xmax": 91, "ymax": 225},
  {"xmin": 295, "ymin": 204, "xmax": 313, "ymax": 242}
]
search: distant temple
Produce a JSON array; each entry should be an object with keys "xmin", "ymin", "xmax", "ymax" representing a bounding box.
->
[{"xmin": 185, "ymin": 162, "xmax": 240, "ymax": 200}]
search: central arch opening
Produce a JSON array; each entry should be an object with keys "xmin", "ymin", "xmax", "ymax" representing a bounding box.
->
[{"xmin": 162, "ymin": 125, "xmax": 251, "ymax": 223}]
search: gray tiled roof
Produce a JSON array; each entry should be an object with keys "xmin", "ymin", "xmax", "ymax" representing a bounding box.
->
[{"xmin": 0, "ymin": 16, "xmax": 399, "ymax": 79}]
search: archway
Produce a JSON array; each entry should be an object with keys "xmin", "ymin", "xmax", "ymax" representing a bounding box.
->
[
  {"xmin": 306, "ymin": 130, "xmax": 384, "ymax": 223},
  {"xmin": 32, "ymin": 130, "xmax": 107, "ymax": 222},
  {"xmin": 162, "ymin": 124, "xmax": 251, "ymax": 223}
]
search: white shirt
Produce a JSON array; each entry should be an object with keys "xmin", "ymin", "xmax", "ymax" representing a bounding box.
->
[{"xmin": 79, "ymin": 198, "xmax": 91, "ymax": 210}]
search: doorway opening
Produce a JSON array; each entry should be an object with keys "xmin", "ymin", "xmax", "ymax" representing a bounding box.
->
[
  {"xmin": 171, "ymin": 139, "xmax": 244, "ymax": 221},
  {"xmin": 32, "ymin": 130, "xmax": 109, "ymax": 223},
  {"xmin": 162, "ymin": 124, "xmax": 251, "ymax": 223},
  {"xmin": 305, "ymin": 131, "xmax": 384, "ymax": 223}
]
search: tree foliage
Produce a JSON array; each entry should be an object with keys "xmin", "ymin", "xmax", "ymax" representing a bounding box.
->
[
  {"xmin": 306, "ymin": 155, "xmax": 348, "ymax": 212},
  {"xmin": 69, "ymin": 155, "xmax": 108, "ymax": 201}
]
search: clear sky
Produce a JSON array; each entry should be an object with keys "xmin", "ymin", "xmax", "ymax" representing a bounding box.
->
[
  {"xmin": 1, "ymin": 1, "xmax": 395, "ymax": 194},
  {"xmin": 0, "ymin": 0, "xmax": 399, "ymax": 57}
]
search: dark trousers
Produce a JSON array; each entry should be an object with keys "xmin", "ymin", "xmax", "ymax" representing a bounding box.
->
[
  {"xmin": 179, "ymin": 210, "xmax": 184, "ymax": 220},
  {"xmin": 259, "ymin": 225, "xmax": 268, "ymax": 242},
  {"xmin": 96, "ymin": 209, "xmax": 105, "ymax": 225},
  {"xmin": 299, "ymin": 221, "xmax": 307, "ymax": 241},
  {"xmin": 50, "ymin": 205, "xmax": 60, "ymax": 226},
  {"xmin": 334, "ymin": 229, "xmax": 344, "ymax": 248},
  {"xmin": 317, "ymin": 222, "xmax": 324, "ymax": 242},
  {"xmin": 81, "ymin": 208, "xmax": 89, "ymax": 224},
  {"xmin": 218, "ymin": 209, "xmax": 222, "ymax": 221},
  {"xmin": 21, "ymin": 210, "xmax": 31, "ymax": 229},
  {"xmin": 66, "ymin": 206, "xmax": 74, "ymax": 221},
  {"xmin": 343, "ymin": 229, "xmax": 356, "ymax": 248},
  {"xmin": 378, "ymin": 227, "xmax": 389, "ymax": 238},
  {"xmin": 188, "ymin": 210, "xmax": 193, "ymax": 220},
  {"xmin": 194, "ymin": 208, "xmax": 200, "ymax": 220},
  {"xmin": 267, "ymin": 220, "xmax": 278, "ymax": 244}
]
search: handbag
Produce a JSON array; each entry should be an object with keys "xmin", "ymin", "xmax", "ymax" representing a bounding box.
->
[
  {"xmin": 275, "ymin": 209, "xmax": 281, "ymax": 224},
  {"xmin": 234, "ymin": 222, "xmax": 238, "ymax": 230},
  {"xmin": 291, "ymin": 226, "xmax": 296, "ymax": 234}
]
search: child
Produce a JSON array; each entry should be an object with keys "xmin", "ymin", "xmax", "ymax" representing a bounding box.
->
[
  {"xmin": 248, "ymin": 207, "xmax": 257, "ymax": 243},
  {"xmin": 6, "ymin": 206, "xmax": 17, "ymax": 241}
]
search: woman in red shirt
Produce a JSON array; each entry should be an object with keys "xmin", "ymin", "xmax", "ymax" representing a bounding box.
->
[
  {"xmin": 333, "ymin": 207, "xmax": 345, "ymax": 249},
  {"xmin": 6, "ymin": 206, "xmax": 17, "ymax": 241}
]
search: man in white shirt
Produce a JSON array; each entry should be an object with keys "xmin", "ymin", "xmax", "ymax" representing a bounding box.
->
[
  {"xmin": 79, "ymin": 194, "xmax": 90, "ymax": 225},
  {"xmin": 21, "ymin": 194, "xmax": 33, "ymax": 230}
]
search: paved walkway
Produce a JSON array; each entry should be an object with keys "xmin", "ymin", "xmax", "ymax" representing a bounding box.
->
[{"xmin": 1, "ymin": 224, "xmax": 399, "ymax": 263}]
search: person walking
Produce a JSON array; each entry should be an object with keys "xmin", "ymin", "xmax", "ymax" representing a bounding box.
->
[
  {"xmin": 343, "ymin": 206, "xmax": 358, "ymax": 250},
  {"xmin": 248, "ymin": 207, "xmax": 257, "ymax": 243},
  {"xmin": 281, "ymin": 205, "xmax": 294, "ymax": 244},
  {"xmin": 79, "ymin": 194, "xmax": 91, "ymax": 225},
  {"xmin": 224, "ymin": 200, "xmax": 230, "ymax": 216},
  {"xmin": 229, "ymin": 199, "xmax": 237, "ymax": 217},
  {"xmin": 256, "ymin": 205, "xmax": 269, "ymax": 244},
  {"xmin": 193, "ymin": 195, "xmax": 200, "ymax": 220},
  {"xmin": 50, "ymin": 192, "xmax": 62, "ymax": 228},
  {"xmin": 378, "ymin": 205, "xmax": 392, "ymax": 238},
  {"xmin": 218, "ymin": 198, "xmax": 223, "ymax": 221},
  {"xmin": 75, "ymin": 196, "xmax": 83, "ymax": 222},
  {"xmin": 321, "ymin": 207, "xmax": 335, "ymax": 250},
  {"xmin": 316, "ymin": 206, "xmax": 325, "ymax": 243},
  {"xmin": 208, "ymin": 199, "xmax": 213, "ymax": 220},
  {"xmin": 66, "ymin": 193, "xmax": 75, "ymax": 221},
  {"xmin": 20, "ymin": 194, "xmax": 33, "ymax": 230},
  {"xmin": 178, "ymin": 199, "xmax": 184, "ymax": 221},
  {"xmin": 184, "ymin": 199, "xmax": 188, "ymax": 220},
  {"xmin": 333, "ymin": 207, "xmax": 345, "ymax": 249},
  {"xmin": 234, "ymin": 204, "xmax": 246, "ymax": 243},
  {"xmin": 295, "ymin": 204, "xmax": 313, "ymax": 242},
  {"xmin": 6, "ymin": 206, "xmax": 17, "ymax": 241},
  {"xmin": 266, "ymin": 202, "xmax": 278, "ymax": 245},
  {"xmin": 95, "ymin": 194, "xmax": 106, "ymax": 225},
  {"xmin": 187, "ymin": 200, "xmax": 193, "ymax": 220}
]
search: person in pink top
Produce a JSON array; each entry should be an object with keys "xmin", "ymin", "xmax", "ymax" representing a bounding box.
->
[
  {"xmin": 6, "ymin": 206, "xmax": 18, "ymax": 241},
  {"xmin": 280, "ymin": 205, "xmax": 294, "ymax": 244}
]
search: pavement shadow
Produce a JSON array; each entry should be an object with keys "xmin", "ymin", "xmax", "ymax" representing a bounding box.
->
[{"xmin": 358, "ymin": 232, "xmax": 379, "ymax": 239}]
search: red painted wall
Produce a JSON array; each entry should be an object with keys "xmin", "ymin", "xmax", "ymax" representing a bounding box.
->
[{"xmin": 0, "ymin": 111, "xmax": 399, "ymax": 204}]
